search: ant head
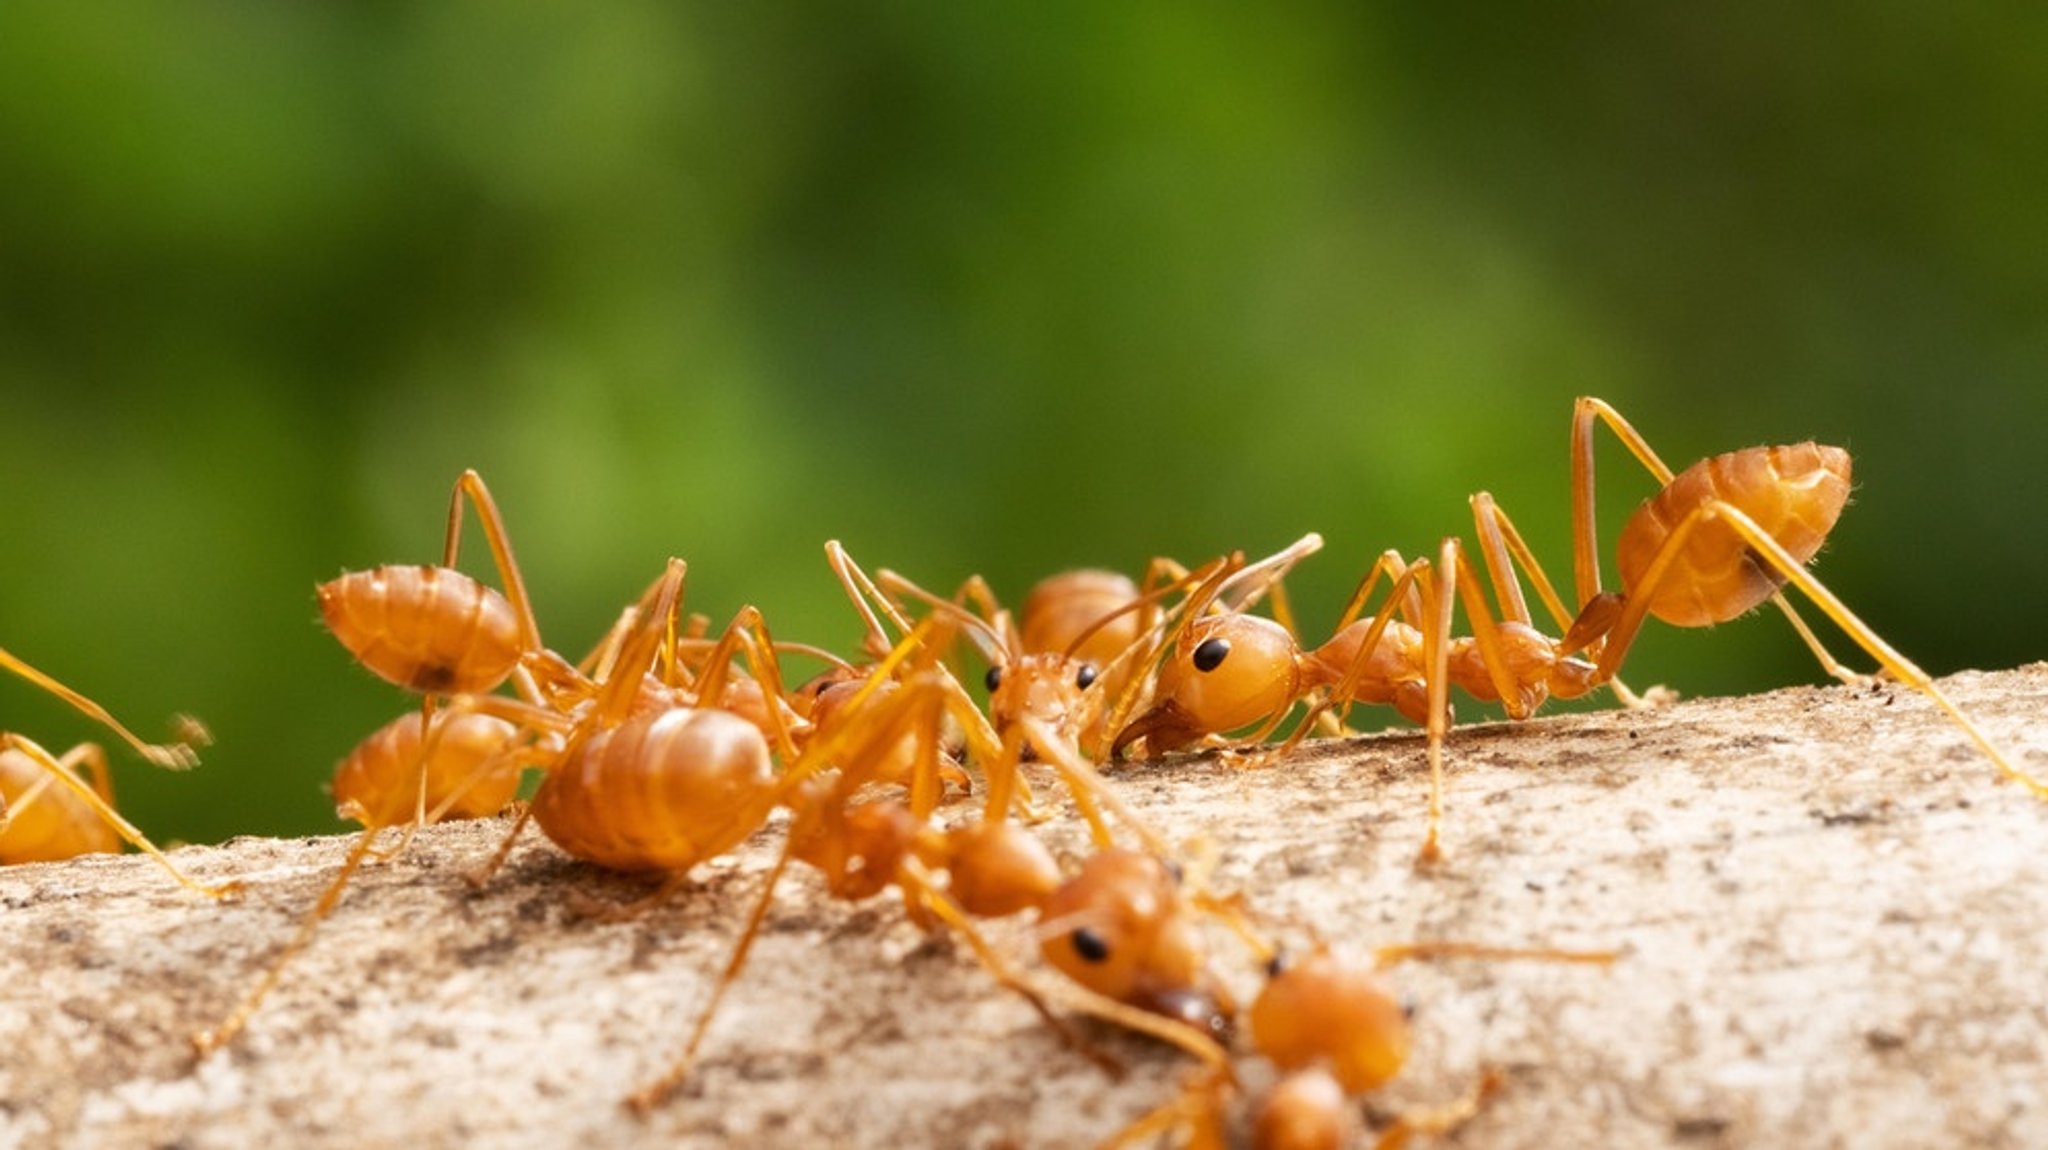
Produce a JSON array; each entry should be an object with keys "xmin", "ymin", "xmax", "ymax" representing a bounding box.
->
[
  {"xmin": 984, "ymin": 652, "xmax": 1096, "ymax": 737},
  {"xmin": 800, "ymin": 674, "xmax": 900, "ymax": 749},
  {"xmin": 1038, "ymin": 849, "xmax": 1236, "ymax": 1042},
  {"xmin": 1250, "ymin": 950, "xmax": 1410, "ymax": 1095},
  {"xmin": 1112, "ymin": 613, "xmax": 1301, "ymax": 757},
  {"xmin": 791, "ymin": 667, "xmax": 864, "ymax": 720},
  {"xmin": 791, "ymin": 799, "xmax": 919, "ymax": 902}
]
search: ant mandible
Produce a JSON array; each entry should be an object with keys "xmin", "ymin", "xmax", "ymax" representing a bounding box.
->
[{"xmin": 1114, "ymin": 397, "xmax": 2046, "ymax": 860}]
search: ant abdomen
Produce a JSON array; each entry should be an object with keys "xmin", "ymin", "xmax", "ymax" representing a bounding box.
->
[
  {"xmin": 529, "ymin": 706, "xmax": 773, "ymax": 873},
  {"xmin": 318, "ymin": 565, "xmax": 526, "ymax": 694},
  {"xmin": 1250, "ymin": 951, "xmax": 1409, "ymax": 1095},
  {"xmin": 1020, "ymin": 569, "xmax": 1143, "ymax": 667},
  {"xmin": 1617, "ymin": 443, "xmax": 1852, "ymax": 627},
  {"xmin": 0, "ymin": 746, "xmax": 120, "ymax": 862},
  {"xmin": 330, "ymin": 711, "xmax": 524, "ymax": 828}
]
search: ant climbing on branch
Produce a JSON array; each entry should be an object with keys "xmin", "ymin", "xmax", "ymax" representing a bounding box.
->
[{"xmin": 1114, "ymin": 397, "xmax": 2044, "ymax": 860}]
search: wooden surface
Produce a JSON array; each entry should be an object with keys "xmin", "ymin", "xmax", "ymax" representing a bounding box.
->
[{"xmin": 2, "ymin": 665, "xmax": 2044, "ymax": 1150}]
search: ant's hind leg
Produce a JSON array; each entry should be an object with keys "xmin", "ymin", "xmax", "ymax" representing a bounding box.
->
[
  {"xmin": 1568, "ymin": 398, "xmax": 1869, "ymax": 688},
  {"xmin": 1597, "ymin": 500, "xmax": 2047, "ymax": 799},
  {"xmin": 442, "ymin": 471, "xmax": 544, "ymax": 657}
]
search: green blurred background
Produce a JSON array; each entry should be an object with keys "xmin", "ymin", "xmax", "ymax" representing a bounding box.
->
[{"xmin": 2, "ymin": 4, "xmax": 2041, "ymax": 847}]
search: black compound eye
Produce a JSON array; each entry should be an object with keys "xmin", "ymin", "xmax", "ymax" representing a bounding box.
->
[
  {"xmin": 1265, "ymin": 949, "xmax": 1292, "ymax": 980},
  {"xmin": 984, "ymin": 666, "xmax": 1003, "ymax": 693},
  {"xmin": 1071, "ymin": 927, "xmax": 1112, "ymax": 963},
  {"xmin": 1075, "ymin": 663, "xmax": 1099, "ymax": 690},
  {"xmin": 1191, "ymin": 637, "xmax": 1231, "ymax": 673},
  {"xmin": 1400, "ymin": 992, "xmax": 1418, "ymax": 1021}
]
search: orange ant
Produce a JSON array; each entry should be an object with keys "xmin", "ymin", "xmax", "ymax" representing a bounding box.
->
[
  {"xmin": 1, "ymin": 645, "xmax": 233, "ymax": 897},
  {"xmin": 196, "ymin": 468, "xmax": 612, "ymax": 1056},
  {"xmin": 1109, "ymin": 942, "xmax": 1615, "ymax": 1150},
  {"xmin": 1114, "ymin": 397, "xmax": 2046, "ymax": 859}
]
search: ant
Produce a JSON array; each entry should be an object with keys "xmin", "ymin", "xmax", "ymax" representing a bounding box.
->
[
  {"xmin": 1108, "ymin": 942, "xmax": 1614, "ymax": 1150},
  {"xmin": 1114, "ymin": 397, "xmax": 2047, "ymax": 860},
  {"xmin": 1, "ymin": 644, "xmax": 233, "ymax": 897},
  {"xmin": 196, "ymin": 468, "xmax": 625, "ymax": 1056}
]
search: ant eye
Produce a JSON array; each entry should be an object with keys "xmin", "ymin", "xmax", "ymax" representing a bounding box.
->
[
  {"xmin": 1070, "ymin": 927, "xmax": 1112, "ymax": 963},
  {"xmin": 1192, "ymin": 637, "xmax": 1231, "ymax": 673},
  {"xmin": 1075, "ymin": 664, "xmax": 1099, "ymax": 689},
  {"xmin": 984, "ymin": 666, "xmax": 1003, "ymax": 692},
  {"xmin": 1164, "ymin": 859, "xmax": 1184, "ymax": 885},
  {"xmin": 1265, "ymin": 950, "xmax": 1291, "ymax": 979},
  {"xmin": 1400, "ymin": 992, "xmax": 1418, "ymax": 1021}
]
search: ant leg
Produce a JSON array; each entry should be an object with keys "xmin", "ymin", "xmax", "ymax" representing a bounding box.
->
[
  {"xmin": 1569, "ymin": 398, "xmax": 1869, "ymax": 686},
  {"xmin": 0, "ymin": 769, "xmax": 63, "ymax": 845},
  {"xmin": 1256, "ymin": 555, "xmax": 1426, "ymax": 763},
  {"xmin": 1461, "ymin": 494, "xmax": 1672, "ymax": 705},
  {"xmin": 464, "ymin": 803, "xmax": 536, "ymax": 889},
  {"xmin": 0, "ymin": 646, "xmax": 207, "ymax": 769},
  {"xmin": 1370, "ymin": 941, "xmax": 1619, "ymax": 969},
  {"xmin": 442, "ymin": 470, "xmax": 544, "ymax": 657},
  {"xmin": 893, "ymin": 861, "xmax": 1127, "ymax": 1079},
  {"xmin": 1329, "ymin": 551, "xmax": 1427, "ymax": 634},
  {"xmin": 1569, "ymin": 397, "xmax": 1681, "ymax": 615},
  {"xmin": 0, "ymin": 734, "xmax": 236, "ymax": 898},
  {"xmin": 1025, "ymin": 716, "xmax": 1161, "ymax": 853},
  {"xmin": 191, "ymin": 822, "xmax": 387, "ymax": 1057},
  {"xmin": 580, "ymin": 559, "xmax": 688, "ymax": 728},
  {"xmin": 1099, "ymin": 1077, "xmax": 1224, "ymax": 1150},
  {"xmin": 1372, "ymin": 1070, "xmax": 1504, "ymax": 1150},
  {"xmin": 1345, "ymin": 539, "xmax": 1527, "ymax": 864},
  {"xmin": 628, "ymin": 842, "xmax": 798, "ymax": 1114},
  {"xmin": 1417, "ymin": 543, "xmax": 1457, "ymax": 865},
  {"xmin": 687, "ymin": 606, "xmax": 804, "ymax": 762},
  {"xmin": 825, "ymin": 540, "xmax": 918, "ymax": 662},
  {"xmin": 1595, "ymin": 501, "xmax": 2048, "ymax": 798}
]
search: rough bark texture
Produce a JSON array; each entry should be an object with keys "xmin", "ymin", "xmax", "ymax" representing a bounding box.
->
[{"xmin": 3, "ymin": 666, "xmax": 2044, "ymax": 1150}]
